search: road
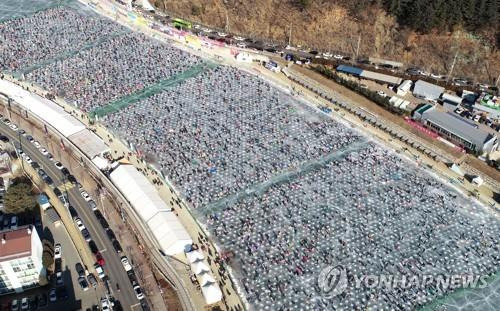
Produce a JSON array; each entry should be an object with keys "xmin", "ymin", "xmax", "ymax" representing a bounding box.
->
[{"xmin": 0, "ymin": 120, "xmax": 140, "ymax": 310}]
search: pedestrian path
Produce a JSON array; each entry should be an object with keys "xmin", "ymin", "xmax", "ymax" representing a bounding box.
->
[{"xmin": 90, "ymin": 61, "xmax": 217, "ymax": 118}]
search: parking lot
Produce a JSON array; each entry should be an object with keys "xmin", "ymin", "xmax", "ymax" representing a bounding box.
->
[{"xmin": 0, "ymin": 198, "xmax": 107, "ymax": 311}]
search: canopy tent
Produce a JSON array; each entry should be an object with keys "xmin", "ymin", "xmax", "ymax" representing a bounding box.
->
[
  {"xmin": 68, "ymin": 129, "xmax": 110, "ymax": 158},
  {"xmin": 110, "ymin": 165, "xmax": 171, "ymax": 222},
  {"xmin": 472, "ymin": 176, "xmax": 484, "ymax": 186},
  {"xmin": 147, "ymin": 211, "xmax": 192, "ymax": 255},
  {"xmin": 110, "ymin": 165, "xmax": 192, "ymax": 255},
  {"xmin": 186, "ymin": 250, "xmax": 205, "ymax": 263},
  {"xmin": 199, "ymin": 273, "xmax": 216, "ymax": 286},
  {"xmin": 200, "ymin": 281, "xmax": 223, "ymax": 305},
  {"xmin": 0, "ymin": 79, "xmax": 85, "ymax": 137},
  {"xmin": 191, "ymin": 261, "xmax": 210, "ymax": 275},
  {"xmin": 92, "ymin": 156, "xmax": 111, "ymax": 171}
]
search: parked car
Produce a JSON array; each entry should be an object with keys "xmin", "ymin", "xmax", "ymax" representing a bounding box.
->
[
  {"xmin": 78, "ymin": 276, "xmax": 89, "ymax": 291},
  {"xmin": 99, "ymin": 217, "xmax": 109, "ymax": 229},
  {"xmin": 33, "ymin": 141, "xmax": 41, "ymax": 149},
  {"xmin": 81, "ymin": 228, "xmax": 91, "ymax": 242},
  {"xmin": 25, "ymin": 135, "xmax": 34, "ymax": 143},
  {"xmin": 121, "ymin": 256, "xmax": 132, "ymax": 272},
  {"xmin": 49, "ymin": 289, "xmax": 57, "ymax": 302},
  {"xmin": 67, "ymin": 174, "xmax": 77, "ymax": 184},
  {"xmin": 39, "ymin": 148, "xmax": 49, "ymax": 156},
  {"xmin": 94, "ymin": 264, "xmax": 105, "ymax": 279},
  {"xmin": 0, "ymin": 135, "xmax": 9, "ymax": 142},
  {"xmin": 87, "ymin": 273, "xmax": 98, "ymax": 288},
  {"xmin": 75, "ymin": 262, "xmax": 85, "ymax": 278},
  {"xmin": 54, "ymin": 161, "xmax": 64, "ymax": 170},
  {"xmin": 11, "ymin": 299, "xmax": 19, "ymax": 311},
  {"xmin": 53, "ymin": 188, "xmax": 62, "ymax": 197},
  {"xmin": 112, "ymin": 239, "xmax": 122, "ymax": 253},
  {"xmin": 96, "ymin": 252, "xmax": 105, "ymax": 266},
  {"xmin": 88, "ymin": 200, "xmax": 97, "ymax": 211},
  {"xmin": 133, "ymin": 284, "xmax": 144, "ymax": 300},
  {"xmin": 100, "ymin": 297, "xmax": 110, "ymax": 311},
  {"xmin": 75, "ymin": 217, "xmax": 85, "ymax": 231},
  {"xmin": 54, "ymin": 243, "xmax": 62, "ymax": 259},
  {"xmin": 61, "ymin": 167, "xmax": 70, "ymax": 177},
  {"xmin": 20, "ymin": 298, "xmax": 28, "ymax": 311},
  {"xmin": 56, "ymin": 271, "xmax": 63, "ymax": 286},
  {"xmin": 88, "ymin": 240, "xmax": 99, "ymax": 254},
  {"xmin": 80, "ymin": 190, "xmax": 91, "ymax": 202},
  {"xmin": 94, "ymin": 210, "xmax": 104, "ymax": 220},
  {"xmin": 105, "ymin": 229, "xmax": 116, "ymax": 241}
]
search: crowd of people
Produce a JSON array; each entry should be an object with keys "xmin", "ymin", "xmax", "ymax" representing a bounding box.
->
[
  {"xmin": 0, "ymin": 7, "xmax": 120, "ymax": 72},
  {"xmin": 2, "ymin": 6, "xmax": 499, "ymax": 310},
  {"xmin": 103, "ymin": 66, "xmax": 362, "ymax": 208},
  {"xmin": 27, "ymin": 31, "xmax": 202, "ymax": 111},
  {"xmin": 205, "ymin": 144, "xmax": 500, "ymax": 310}
]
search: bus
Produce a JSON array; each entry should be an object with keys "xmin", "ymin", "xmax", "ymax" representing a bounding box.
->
[{"xmin": 172, "ymin": 18, "xmax": 192, "ymax": 30}]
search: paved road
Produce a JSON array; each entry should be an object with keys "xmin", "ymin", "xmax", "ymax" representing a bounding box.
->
[{"xmin": 0, "ymin": 120, "xmax": 140, "ymax": 310}]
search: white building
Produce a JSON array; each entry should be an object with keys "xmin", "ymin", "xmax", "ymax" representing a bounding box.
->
[
  {"xmin": 0, "ymin": 226, "xmax": 44, "ymax": 295},
  {"xmin": 397, "ymin": 80, "xmax": 413, "ymax": 96}
]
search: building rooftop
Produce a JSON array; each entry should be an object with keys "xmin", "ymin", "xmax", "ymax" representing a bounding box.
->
[
  {"xmin": 422, "ymin": 109, "xmax": 495, "ymax": 147},
  {"xmin": 413, "ymin": 80, "xmax": 444, "ymax": 100},
  {"xmin": 0, "ymin": 227, "xmax": 33, "ymax": 262}
]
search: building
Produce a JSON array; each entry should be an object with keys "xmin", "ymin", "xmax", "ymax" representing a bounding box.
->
[
  {"xmin": 417, "ymin": 107, "xmax": 498, "ymax": 154},
  {"xmin": 336, "ymin": 65, "xmax": 402, "ymax": 86},
  {"xmin": 397, "ymin": 80, "xmax": 413, "ymax": 96},
  {"xmin": 0, "ymin": 226, "xmax": 44, "ymax": 295},
  {"xmin": 413, "ymin": 80, "xmax": 444, "ymax": 101}
]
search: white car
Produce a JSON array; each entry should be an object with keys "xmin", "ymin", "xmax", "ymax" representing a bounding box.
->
[
  {"xmin": 333, "ymin": 54, "xmax": 344, "ymax": 59},
  {"xmin": 217, "ymin": 32, "xmax": 227, "ymax": 37},
  {"xmin": 49, "ymin": 289, "xmax": 57, "ymax": 302},
  {"xmin": 9, "ymin": 124, "xmax": 18, "ymax": 131},
  {"xmin": 75, "ymin": 217, "xmax": 85, "ymax": 231},
  {"xmin": 121, "ymin": 256, "xmax": 133, "ymax": 272},
  {"xmin": 80, "ymin": 190, "xmax": 92, "ymax": 202},
  {"xmin": 233, "ymin": 36, "xmax": 245, "ymax": 41},
  {"xmin": 474, "ymin": 115, "xmax": 481, "ymax": 122},
  {"xmin": 39, "ymin": 148, "xmax": 49, "ymax": 156},
  {"xmin": 25, "ymin": 156, "xmax": 33, "ymax": 164},
  {"xmin": 95, "ymin": 264, "xmax": 106, "ymax": 279},
  {"xmin": 201, "ymin": 27, "xmax": 211, "ymax": 33},
  {"xmin": 54, "ymin": 161, "xmax": 64, "ymax": 170},
  {"xmin": 322, "ymin": 52, "xmax": 333, "ymax": 58},
  {"xmin": 33, "ymin": 141, "xmax": 41, "ymax": 149},
  {"xmin": 133, "ymin": 284, "xmax": 145, "ymax": 300},
  {"xmin": 54, "ymin": 243, "xmax": 62, "ymax": 259},
  {"xmin": 376, "ymin": 91, "xmax": 388, "ymax": 98},
  {"xmin": 193, "ymin": 24, "xmax": 201, "ymax": 29},
  {"xmin": 56, "ymin": 271, "xmax": 63, "ymax": 285},
  {"xmin": 100, "ymin": 297, "xmax": 110, "ymax": 311},
  {"xmin": 236, "ymin": 42, "xmax": 246, "ymax": 48}
]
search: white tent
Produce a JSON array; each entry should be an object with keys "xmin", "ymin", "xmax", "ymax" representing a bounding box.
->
[
  {"xmin": 147, "ymin": 211, "xmax": 192, "ymax": 255},
  {"xmin": 110, "ymin": 165, "xmax": 171, "ymax": 222},
  {"xmin": 0, "ymin": 79, "xmax": 85, "ymax": 137},
  {"xmin": 199, "ymin": 273, "xmax": 216, "ymax": 286},
  {"xmin": 141, "ymin": 0, "xmax": 155, "ymax": 12},
  {"xmin": 186, "ymin": 250, "xmax": 205, "ymax": 263},
  {"xmin": 200, "ymin": 282, "xmax": 223, "ymax": 305},
  {"xmin": 450, "ymin": 164, "xmax": 464, "ymax": 176},
  {"xmin": 69, "ymin": 130, "xmax": 110, "ymax": 158},
  {"xmin": 110, "ymin": 165, "xmax": 192, "ymax": 255},
  {"xmin": 92, "ymin": 156, "xmax": 111, "ymax": 171},
  {"xmin": 472, "ymin": 176, "xmax": 484, "ymax": 186},
  {"xmin": 191, "ymin": 261, "xmax": 210, "ymax": 275}
]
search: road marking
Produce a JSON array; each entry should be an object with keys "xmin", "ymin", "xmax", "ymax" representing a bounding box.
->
[
  {"xmin": 100, "ymin": 248, "xmax": 107, "ymax": 253},
  {"xmin": 130, "ymin": 303, "xmax": 141, "ymax": 309},
  {"xmin": 58, "ymin": 181, "xmax": 75, "ymax": 190}
]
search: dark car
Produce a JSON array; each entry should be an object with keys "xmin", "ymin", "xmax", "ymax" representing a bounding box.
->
[
  {"xmin": 30, "ymin": 162, "xmax": 40, "ymax": 169},
  {"xmin": 87, "ymin": 274, "xmax": 98, "ymax": 288},
  {"xmin": 105, "ymin": 229, "xmax": 116, "ymax": 241},
  {"xmin": 37, "ymin": 169, "xmax": 47, "ymax": 178},
  {"xmin": 55, "ymin": 258, "xmax": 62, "ymax": 273},
  {"xmin": 56, "ymin": 286, "xmax": 68, "ymax": 300},
  {"xmin": 81, "ymin": 228, "xmax": 91, "ymax": 242},
  {"xmin": 88, "ymin": 240, "xmax": 99, "ymax": 254},
  {"xmin": 112, "ymin": 239, "xmax": 122, "ymax": 253},
  {"xmin": 53, "ymin": 188, "xmax": 62, "ymax": 197},
  {"xmin": 67, "ymin": 174, "xmax": 77, "ymax": 184},
  {"xmin": 75, "ymin": 262, "xmax": 85, "ymax": 278},
  {"xmin": 0, "ymin": 135, "xmax": 9, "ymax": 142},
  {"xmin": 78, "ymin": 276, "xmax": 89, "ymax": 291},
  {"xmin": 87, "ymin": 200, "xmax": 97, "ymax": 211},
  {"xmin": 61, "ymin": 167, "xmax": 70, "ymax": 177},
  {"xmin": 45, "ymin": 175, "xmax": 54, "ymax": 186},
  {"xmin": 99, "ymin": 217, "xmax": 109, "ymax": 229},
  {"xmin": 69, "ymin": 205, "xmax": 78, "ymax": 218},
  {"xmin": 94, "ymin": 210, "xmax": 104, "ymax": 220},
  {"xmin": 113, "ymin": 300, "xmax": 123, "ymax": 311}
]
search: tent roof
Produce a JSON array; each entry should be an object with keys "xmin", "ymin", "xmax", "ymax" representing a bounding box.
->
[
  {"xmin": 0, "ymin": 80, "xmax": 85, "ymax": 137},
  {"xmin": 199, "ymin": 273, "xmax": 216, "ymax": 286},
  {"xmin": 110, "ymin": 165, "xmax": 171, "ymax": 222},
  {"xmin": 200, "ymin": 283, "xmax": 223, "ymax": 305},
  {"xmin": 147, "ymin": 211, "xmax": 192, "ymax": 255},
  {"xmin": 186, "ymin": 250, "xmax": 205, "ymax": 263},
  {"xmin": 191, "ymin": 261, "xmax": 210, "ymax": 275},
  {"xmin": 68, "ymin": 130, "xmax": 110, "ymax": 158}
]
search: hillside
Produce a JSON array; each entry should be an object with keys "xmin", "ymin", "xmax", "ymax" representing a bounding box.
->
[{"xmin": 152, "ymin": 0, "xmax": 499, "ymax": 84}]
